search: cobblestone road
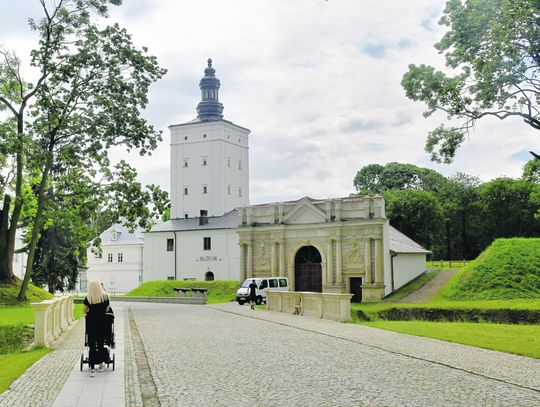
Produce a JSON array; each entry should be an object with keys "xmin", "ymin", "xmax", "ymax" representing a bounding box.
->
[{"xmin": 130, "ymin": 302, "xmax": 540, "ymax": 407}]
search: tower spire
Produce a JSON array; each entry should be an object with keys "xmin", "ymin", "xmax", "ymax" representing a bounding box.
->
[{"xmin": 196, "ymin": 58, "xmax": 224, "ymax": 121}]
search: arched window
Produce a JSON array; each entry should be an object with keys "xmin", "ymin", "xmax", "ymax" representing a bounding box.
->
[{"xmin": 205, "ymin": 271, "xmax": 215, "ymax": 281}]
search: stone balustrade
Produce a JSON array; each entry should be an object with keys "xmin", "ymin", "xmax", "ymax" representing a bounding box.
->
[
  {"xmin": 30, "ymin": 295, "xmax": 75, "ymax": 347},
  {"xmin": 266, "ymin": 291, "xmax": 353, "ymax": 322}
]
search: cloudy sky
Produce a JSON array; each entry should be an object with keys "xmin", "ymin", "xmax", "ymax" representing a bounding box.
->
[{"xmin": 2, "ymin": 0, "xmax": 538, "ymax": 204}]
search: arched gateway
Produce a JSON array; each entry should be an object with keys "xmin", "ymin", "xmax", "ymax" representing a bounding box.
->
[{"xmin": 294, "ymin": 246, "xmax": 322, "ymax": 292}]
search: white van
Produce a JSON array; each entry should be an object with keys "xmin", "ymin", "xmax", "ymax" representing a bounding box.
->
[{"xmin": 236, "ymin": 277, "xmax": 289, "ymax": 305}]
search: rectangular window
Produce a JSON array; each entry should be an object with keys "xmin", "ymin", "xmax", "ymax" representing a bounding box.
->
[
  {"xmin": 227, "ymin": 185, "xmax": 231, "ymax": 195},
  {"xmin": 166, "ymin": 239, "xmax": 174, "ymax": 251},
  {"xmin": 279, "ymin": 278, "xmax": 288, "ymax": 287},
  {"xmin": 269, "ymin": 279, "xmax": 278, "ymax": 288},
  {"xmin": 118, "ymin": 253, "xmax": 123, "ymax": 263},
  {"xmin": 202, "ymin": 185, "xmax": 207, "ymax": 194},
  {"xmin": 203, "ymin": 237, "xmax": 211, "ymax": 251},
  {"xmin": 184, "ymin": 213, "xmax": 189, "ymax": 219},
  {"xmin": 183, "ymin": 158, "xmax": 189, "ymax": 168},
  {"xmin": 238, "ymin": 187, "xmax": 242, "ymax": 197},
  {"xmin": 227, "ymin": 157, "xmax": 231, "ymax": 167},
  {"xmin": 184, "ymin": 187, "xmax": 189, "ymax": 195},
  {"xmin": 202, "ymin": 157, "xmax": 207, "ymax": 166},
  {"xmin": 238, "ymin": 160, "xmax": 242, "ymax": 170},
  {"xmin": 167, "ymin": 276, "xmax": 175, "ymax": 281},
  {"xmin": 107, "ymin": 253, "xmax": 113, "ymax": 263}
]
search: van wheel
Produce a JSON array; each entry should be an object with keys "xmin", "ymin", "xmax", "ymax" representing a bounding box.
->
[
  {"xmin": 256, "ymin": 296, "xmax": 263, "ymax": 305},
  {"xmin": 238, "ymin": 300, "xmax": 245, "ymax": 305}
]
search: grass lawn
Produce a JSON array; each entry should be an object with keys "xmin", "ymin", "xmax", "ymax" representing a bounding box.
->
[
  {"xmin": 0, "ymin": 303, "xmax": 84, "ymax": 326},
  {"xmin": 0, "ymin": 347, "xmax": 51, "ymax": 392},
  {"xmin": 0, "ymin": 307, "xmax": 34, "ymax": 326},
  {"xmin": 352, "ymin": 299, "xmax": 540, "ymax": 320},
  {"xmin": 361, "ymin": 320, "xmax": 540, "ymax": 359}
]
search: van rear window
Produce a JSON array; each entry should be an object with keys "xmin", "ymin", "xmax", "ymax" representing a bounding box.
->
[
  {"xmin": 269, "ymin": 279, "xmax": 278, "ymax": 288},
  {"xmin": 279, "ymin": 278, "xmax": 287, "ymax": 287}
]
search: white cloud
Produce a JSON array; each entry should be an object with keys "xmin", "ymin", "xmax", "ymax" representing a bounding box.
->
[{"xmin": 3, "ymin": 0, "xmax": 538, "ymax": 206}]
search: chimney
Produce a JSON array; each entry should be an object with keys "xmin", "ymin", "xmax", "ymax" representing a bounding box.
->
[{"xmin": 199, "ymin": 210, "xmax": 208, "ymax": 225}]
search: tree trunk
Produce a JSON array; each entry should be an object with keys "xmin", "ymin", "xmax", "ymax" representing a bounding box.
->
[
  {"xmin": 1, "ymin": 116, "xmax": 25, "ymax": 283},
  {"xmin": 0, "ymin": 195, "xmax": 16, "ymax": 281},
  {"xmin": 445, "ymin": 220, "xmax": 452, "ymax": 261},
  {"xmin": 17, "ymin": 151, "xmax": 53, "ymax": 300}
]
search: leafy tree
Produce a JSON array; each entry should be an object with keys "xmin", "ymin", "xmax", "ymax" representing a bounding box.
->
[
  {"xmin": 354, "ymin": 162, "xmax": 447, "ymax": 193},
  {"xmin": 352, "ymin": 164, "xmax": 384, "ymax": 193},
  {"xmin": 402, "ymin": 0, "xmax": 540, "ymax": 163},
  {"xmin": 438, "ymin": 173, "xmax": 483, "ymax": 260},
  {"xmin": 384, "ymin": 189, "xmax": 445, "ymax": 254},
  {"xmin": 523, "ymin": 158, "xmax": 540, "ymax": 183},
  {"xmin": 478, "ymin": 177, "xmax": 540, "ymax": 246},
  {"xmin": 32, "ymin": 227, "xmax": 82, "ymax": 294},
  {"xmin": 0, "ymin": 0, "xmax": 167, "ymax": 300}
]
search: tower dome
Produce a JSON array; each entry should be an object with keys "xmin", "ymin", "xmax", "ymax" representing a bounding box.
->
[{"xmin": 196, "ymin": 58, "xmax": 224, "ymax": 121}]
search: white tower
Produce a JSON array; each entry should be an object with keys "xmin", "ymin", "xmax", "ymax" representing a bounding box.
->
[{"xmin": 169, "ymin": 59, "xmax": 250, "ymax": 219}]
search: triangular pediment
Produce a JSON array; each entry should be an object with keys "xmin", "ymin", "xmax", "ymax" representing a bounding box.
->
[{"xmin": 282, "ymin": 197, "xmax": 327, "ymax": 225}]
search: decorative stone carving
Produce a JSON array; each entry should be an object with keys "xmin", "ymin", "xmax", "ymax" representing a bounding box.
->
[
  {"xmin": 254, "ymin": 241, "xmax": 269, "ymax": 266},
  {"xmin": 345, "ymin": 239, "xmax": 362, "ymax": 264}
]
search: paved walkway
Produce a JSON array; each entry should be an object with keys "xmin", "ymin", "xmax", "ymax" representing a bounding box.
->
[
  {"xmin": 398, "ymin": 269, "xmax": 459, "ymax": 303},
  {"xmin": 1, "ymin": 301, "xmax": 539, "ymax": 406},
  {"xmin": 51, "ymin": 306, "xmax": 125, "ymax": 407}
]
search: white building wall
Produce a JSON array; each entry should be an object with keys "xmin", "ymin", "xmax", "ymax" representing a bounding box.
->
[
  {"xmin": 143, "ymin": 228, "xmax": 239, "ymax": 282},
  {"xmin": 382, "ymin": 222, "xmax": 392, "ymax": 296},
  {"xmin": 142, "ymin": 232, "xmax": 175, "ymax": 281},
  {"xmin": 392, "ymin": 254, "xmax": 427, "ymax": 291},
  {"xmin": 86, "ymin": 244, "xmax": 143, "ymax": 293},
  {"xmin": 170, "ymin": 121, "xmax": 250, "ymax": 219}
]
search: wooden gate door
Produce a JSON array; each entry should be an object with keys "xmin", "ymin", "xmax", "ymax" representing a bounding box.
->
[{"xmin": 294, "ymin": 246, "xmax": 322, "ymax": 292}]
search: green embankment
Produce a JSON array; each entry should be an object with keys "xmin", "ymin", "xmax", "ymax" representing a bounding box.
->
[
  {"xmin": 0, "ymin": 281, "xmax": 54, "ymax": 355},
  {"xmin": 0, "ymin": 280, "xmax": 53, "ymax": 306},
  {"xmin": 125, "ymin": 280, "xmax": 240, "ymax": 304},
  {"xmin": 440, "ymin": 238, "xmax": 540, "ymax": 300},
  {"xmin": 0, "ymin": 347, "xmax": 52, "ymax": 392},
  {"xmin": 361, "ymin": 321, "xmax": 540, "ymax": 359},
  {"xmin": 350, "ymin": 239, "xmax": 540, "ymax": 358},
  {"xmin": 0, "ymin": 280, "xmax": 82, "ymax": 391}
]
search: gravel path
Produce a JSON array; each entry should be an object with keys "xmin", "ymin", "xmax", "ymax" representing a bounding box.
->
[
  {"xmin": 130, "ymin": 302, "xmax": 540, "ymax": 407},
  {"xmin": 398, "ymin": 269, "xmax": 459, "ymax": 303}
]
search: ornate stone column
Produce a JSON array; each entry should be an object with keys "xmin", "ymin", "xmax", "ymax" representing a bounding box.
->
[
  {"xmin": 375, "ymin": 238, "xmax": 383, "ymax": 283},
  {"xmin": 364, "ymin": 239, "xmax": 372, "ymax": 284},
  {"xmin": 270, "ymin": 241, "xmax": 277, "ymax": 277},
  {"xmin": 247, "ymin": 242, "xmax": 253, "ymax": 278},
  {"xmin": 279, "ymin": 240, "xmax": 285, "ymax": 277},
  {"xmin": 326, "ymin": 239, "xmax": 334, "ymax": 284},
  {"xmin": 336, "ymin": 239, "xmax": 343, "ymax": 284},
  {"xmin": 239, "ymin": 242, "xmax": 246, "ymax": 281}
]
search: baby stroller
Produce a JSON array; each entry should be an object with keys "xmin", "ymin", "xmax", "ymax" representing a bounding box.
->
[{"xmin": 80, "ymin": 307, "xmax": 116, "ymax": 371}]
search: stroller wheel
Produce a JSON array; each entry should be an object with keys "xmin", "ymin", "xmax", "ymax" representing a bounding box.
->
[{"xmin": 80, "ymin": 353, "xmax": 84, "ymax": 371}]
